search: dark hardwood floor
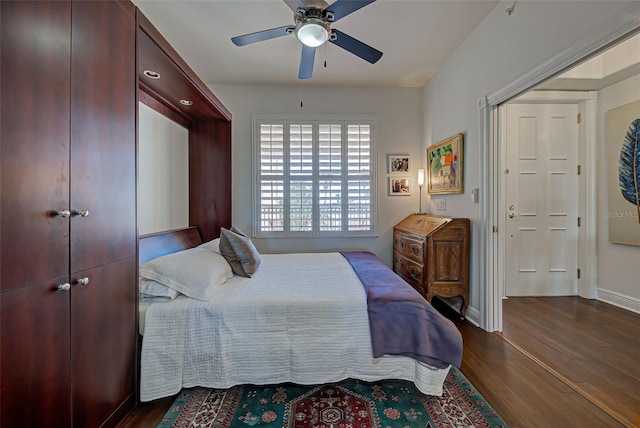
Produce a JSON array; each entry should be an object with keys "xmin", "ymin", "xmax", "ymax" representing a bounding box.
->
[
  {"xmin": 118, "ymin": 297, "xmax": 636, "ymax": 427},
  {"xmin": 501, "ymin": 296, "xmax": 639, "ymax": 428}
]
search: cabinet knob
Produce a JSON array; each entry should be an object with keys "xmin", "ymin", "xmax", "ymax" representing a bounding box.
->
[
  {"xmin": 73, "ymin": 209, "xmax": 90, "ymax": 218},
  {"xmin": 75, "ymin": 277, "xmax": 90, "ymax": 286},
  {"xmin": 57, "ymin": 283, "xmax": 71, "ymax": 292},
  {"xmin": 55, "ymin": 209, "xmax": 71, "ymax": 218}
]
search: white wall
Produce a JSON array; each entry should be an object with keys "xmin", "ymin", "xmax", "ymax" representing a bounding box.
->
[
  {"xmin": 138, "ymin": 103, "xmax": 189, "ymax": 235},
  {"xmin": 421, "ymin": 0, "xmax": 638, "ymax": 316},
  {"xmin": 208, "ymin": 85, "xmax": 423, "ymax": 266},
  {"xmin": 596, "ymin": 74, "xmax": 640, "ymax": 311}
]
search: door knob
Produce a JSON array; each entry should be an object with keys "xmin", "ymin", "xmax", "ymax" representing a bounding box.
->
[{"xmin": 508, "ymin": 212, "xmax": 516, "ymax": 218}]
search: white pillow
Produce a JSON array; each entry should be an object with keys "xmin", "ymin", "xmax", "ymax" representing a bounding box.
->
[
  {"xmin": 139, "ymin": 247, "xmax": 233, "ymax": 301},
  {"xmin": 197, "ymin": 238, "xmax": 221, "ymax": 253},
  {"xmin": 139, "ymin": 278, "xmax": 180, "ymax": 300}
]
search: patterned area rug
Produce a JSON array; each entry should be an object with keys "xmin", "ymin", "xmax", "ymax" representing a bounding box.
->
[{"xmin": 157, "ymin": 367, "xmax": 507, "ymax": 427}]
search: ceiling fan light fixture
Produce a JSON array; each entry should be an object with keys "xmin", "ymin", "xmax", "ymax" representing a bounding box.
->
[{"xmin": 295, "ymin": 18, "xmax": 329, "ymax": 47}]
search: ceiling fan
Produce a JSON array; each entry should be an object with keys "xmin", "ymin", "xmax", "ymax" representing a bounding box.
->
[{"xmin": 231, "ymin": 0, "xmax": 382, "ymax": 80}]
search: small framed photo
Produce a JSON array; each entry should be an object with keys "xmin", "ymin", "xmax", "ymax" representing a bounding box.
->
[
  {"xmin": 388, "ymin": 177, "xmax": 411, "ymax": 196},
  {"xmin": 387, "ymin": 154, "xmax": 410, "ymax": 174}
]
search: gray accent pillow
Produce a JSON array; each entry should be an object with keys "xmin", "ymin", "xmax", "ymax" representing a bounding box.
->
[{"xmin": 219, "ymin": 227, "xmax": 261, "ymax": 277}]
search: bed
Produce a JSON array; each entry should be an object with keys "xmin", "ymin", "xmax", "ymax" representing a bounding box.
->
[{"xmin": 138, "ymin": 227, "xmax": 463, "ymax": 402}]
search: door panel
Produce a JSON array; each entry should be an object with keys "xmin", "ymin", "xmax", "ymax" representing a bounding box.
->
[
  {"xmin": 0, "ymin": 1, "xmax": 71, "ymax": 292},
  {"xmin": 505, "ymin": 103, "xmax": 579, "ymax": 296},
  {"xmin": 70, "ymin": 1, "xmax": 136, "ymax": 272},
  {"xmin": 1, "ymin": 277, "xmax": 72, "ymax": 427},
  {"xmin": 71, "ymin": 257, "xmax": 136, "ymax": 428}
]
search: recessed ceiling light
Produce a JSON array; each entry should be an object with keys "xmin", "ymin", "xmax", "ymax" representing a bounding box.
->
[
  {"xmin": 180, "ymin": 99, "xmax": 193, "ymax": 106},
  {"xmin": 143, "ymin": 70, "xmax": 160, "ymax": 79}
]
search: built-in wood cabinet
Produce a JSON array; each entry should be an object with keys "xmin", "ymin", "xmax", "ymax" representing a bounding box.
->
[
  {"xmin": 393, "ymin": 215, "xmax": 470, "ymax": 318},
  {"xmin": 1, "ymin": 1, "xmax": 136, "ymax": 427},
  {"xmin": 137, "ymin": 12, "xmax": 232, "ymax": 242}
]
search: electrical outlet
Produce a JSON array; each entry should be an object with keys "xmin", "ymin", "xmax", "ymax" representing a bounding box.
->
[{"xmin": 435, "ymin": 199, "xmax": 446, "ymax": 210}]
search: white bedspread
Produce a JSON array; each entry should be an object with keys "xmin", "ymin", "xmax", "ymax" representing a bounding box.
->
[{"xmin": 140, "ymin": 252, "xmax": 449, "ymax": 401}]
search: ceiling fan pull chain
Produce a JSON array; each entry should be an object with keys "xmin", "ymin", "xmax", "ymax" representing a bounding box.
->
[
  {"xmin": 324, "ymin": 43, "xmax": 327, "ymax": 68},
  {"xmin": 299, "ymin": 85, "xmax": 304, "ymax": 109}
]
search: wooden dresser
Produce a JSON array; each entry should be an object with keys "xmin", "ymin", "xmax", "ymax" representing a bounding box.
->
[{"xmin": 393, "ymin": 215, "xmax": 470, "ymax": 318}]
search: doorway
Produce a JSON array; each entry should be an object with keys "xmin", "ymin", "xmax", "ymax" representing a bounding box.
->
[
  {"xmin": 481, "ymin": 16, "xmax": 640, "ymax": 332},
  {"xmin": 502, "ymin": 101, "xmax": 581, "ymax": 297}
]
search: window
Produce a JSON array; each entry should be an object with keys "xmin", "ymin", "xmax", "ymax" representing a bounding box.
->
[{"xmin": 254, "ymin": 116, "xmax": 377, "ymax": 237}]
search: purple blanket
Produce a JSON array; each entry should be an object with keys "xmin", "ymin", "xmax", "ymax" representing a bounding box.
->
[{"xmin": 341, "ymin": 251, "xmax": 463, "ymax": 369}]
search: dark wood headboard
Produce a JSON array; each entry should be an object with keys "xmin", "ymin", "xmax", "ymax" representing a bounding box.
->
[{"xmin": 138, "ymin": 227, "xmax": 203, "ymax": 263}]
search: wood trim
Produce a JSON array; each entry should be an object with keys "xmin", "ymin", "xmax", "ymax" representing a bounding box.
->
[
  {"xmin": 138, "ymin": 86, "xmax": 191, "ymax": 129},
  {"xmin": 137, "ymin": 11, "xmax": 231, "ymax": 121},
  {"xmin": 139, "ymin": 226, "xmax": 202, "ymax": 263},
  {"xmin": 189, "ymin": 120, "xmax": 232, "ymax": 242}
]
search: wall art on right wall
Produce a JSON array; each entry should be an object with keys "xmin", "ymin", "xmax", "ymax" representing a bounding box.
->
[
  {"xmin": 606, "ymin": 100, "xmax": 640, "ymax": 246},
  {"xmin": 427, "ymin": 133, "xmax": 463, "ymax": 195}
]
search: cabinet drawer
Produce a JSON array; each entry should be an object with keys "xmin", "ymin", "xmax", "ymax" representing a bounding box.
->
[
  {"xmin": 393, "ymin": 251, "xmax": 425, "ymax": 294},
  {"xmin": 393, "ymin": 230, "xmax": 424, "ymax": 263}
]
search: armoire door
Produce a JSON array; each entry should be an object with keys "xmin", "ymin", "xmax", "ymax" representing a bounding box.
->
[
  {"xmin": 0, "ymin": 0, "xmax": 71, "ymax": 293},
  {"xmin": 70, "ymin": 0, "xmax": 137, "ymax": 272},
  {"xmin": 71, "ymin": 258, "xmax": 136, "ymax": 427},
  {"xmin": 0, "ymin": 276, "xmax": 72, "ymax": 427}
]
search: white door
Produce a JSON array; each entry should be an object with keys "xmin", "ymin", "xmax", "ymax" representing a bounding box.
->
[{"xmin": 505, "ymin": 103, "xmax": 579, "ymax": 296}]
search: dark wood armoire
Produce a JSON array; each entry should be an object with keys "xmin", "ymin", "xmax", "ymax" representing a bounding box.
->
[
  {"xmin": 393, "ymin": 215, "xmax": 471, "ymax": 318},
  {"xmin": 1, "ymin": 1, "xmax": 137, "ymax": 427}
]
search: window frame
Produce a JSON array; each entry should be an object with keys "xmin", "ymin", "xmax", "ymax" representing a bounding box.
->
[{"xmin": 252, "ymin": 114, "xmax": 378, "ymax": 238}]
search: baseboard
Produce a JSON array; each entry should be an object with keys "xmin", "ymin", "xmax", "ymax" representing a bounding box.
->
[
  {"xmin": 596, "ymin": 288, "xmax": 640, "ymax": 314},
  {"xmin": 465, "ymin": 305, "xmax": 481, "ymax": 327}
]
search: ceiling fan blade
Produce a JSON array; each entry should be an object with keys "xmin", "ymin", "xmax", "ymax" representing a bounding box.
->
[
  {"xmin": 325, "ymin": 0, "xmax": 376, "ymax": 22},
  {"xmin": 283, "ymin": 0, "xmax": 307, "ymax": 12},
  {"xmin": 298, "ymin": 45, "xmax": 316, "ymax": 79},
  {"xmin": 329, "ymin": 29, "xmax": 382, "ymax": 64},
  {"xmin": 231, "ymin": 26, "xmax": 294, "ymax": 46}
]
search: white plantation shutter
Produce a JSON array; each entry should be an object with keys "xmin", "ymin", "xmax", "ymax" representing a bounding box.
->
[
  {"xmin": 319, "ymin": 124, "xmax": 342, "ymax": 232},
  {"xmin": 289, "ymin": 124, "xmax": 313, "ymax": 232},
  {"xmin": 254, "ymin": 116, "xmax": 376, "ymax": 237},
  {"xmin": 347, "ymin": 124, "xmax": 372, "ymax": 231},
  {"xmin": 258, "ymin": 124, "xmax": 284, "ymax": 232}
]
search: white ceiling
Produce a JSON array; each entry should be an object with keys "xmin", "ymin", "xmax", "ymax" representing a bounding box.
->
[{"xmin": 133, "ymin": 0, "xmax": 499, "ymax": 88}]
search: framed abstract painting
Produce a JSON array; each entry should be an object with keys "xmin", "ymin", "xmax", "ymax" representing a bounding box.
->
[{"xmin": 427, "ymin": 133, "xmax": 463, "ymax": 195}]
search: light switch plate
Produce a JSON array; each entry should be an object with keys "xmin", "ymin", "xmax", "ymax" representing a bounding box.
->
[
  {"xmin": 435, "ymin": 199, "xmax": 446, "ymax": 210},
  {"xmin": 471, "ymin": 187, "xmax": 479, "ymax": 203}
]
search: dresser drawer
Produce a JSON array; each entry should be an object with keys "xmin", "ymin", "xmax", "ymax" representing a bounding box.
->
[
  {"xmin": 393, "ymin": 230, "xmax": 424, "ymax": 263},
  {"xmin": 393, "ymin": 250, "xmax": 425, "ymax": 294}
]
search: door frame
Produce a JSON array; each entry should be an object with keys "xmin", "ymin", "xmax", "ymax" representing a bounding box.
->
[
  {"xmin": 498, "ymin": 92, "xmax": 596, "ymax": 300},
  {"xmin": 478, "ymin": 3, "xmax": 640, "ymax": 332}
]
